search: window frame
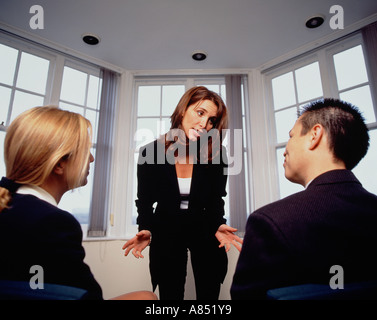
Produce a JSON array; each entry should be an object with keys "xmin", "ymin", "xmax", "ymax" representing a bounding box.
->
[
  {"xmin": 264, "ymin": 32, "xmax": 377, "ymax": 201},
  {"xmin": 0, "ymin": 32, "xmax": 105, "ymax": 235},
  {"xmin": 124, "ymin": 75, "xmax": 251, "ymax": 237},
  {"xmin": 324, "ymin": 35, "xmax": 377, "ymax": 126},
  {"xmin": 0, "ymin": 38, "xmax": 56, "ymax": 128},
  {"xmin": 59, "ymin": 59, "xmax": 102, "ymax": 145}
]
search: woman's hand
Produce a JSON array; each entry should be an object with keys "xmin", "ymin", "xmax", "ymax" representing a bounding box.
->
[
  {"xmin": 122, "ymin": 230, "xmax": 151, "ymax": 259},
  {"xmin": 215, "ymin": 224, "xmax": 243, "ymax": 252}
]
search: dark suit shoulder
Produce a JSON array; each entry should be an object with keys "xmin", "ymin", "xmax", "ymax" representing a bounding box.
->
[
  {"xmin": 251, "ymin": 189, "xmax": 307, "ymax": 221},
  {"xmin": 2, "ymin": 194, "xmax": 81, "ymax": 234},
  {"xmin": 12, "ymin": 194, "xmax": 77, "ymax": 218},
  {"xmin": 248, "ymin": 170, "xmax": 377, "ymax": 248},
  {"xmin": 0, "ymin": 194, "xmax": 102, "ymax": 299},
  {"xmin": 253, "ymin": 170, "xmax": 377, "ymax": 221}
]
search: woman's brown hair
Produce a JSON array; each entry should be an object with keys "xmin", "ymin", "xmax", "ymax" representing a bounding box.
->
[{"xmin": 164, "ymin": 86, "xmax": 228, "ymax": 161}]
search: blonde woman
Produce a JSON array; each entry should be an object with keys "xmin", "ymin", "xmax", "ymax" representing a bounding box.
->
[{"xmin": 0, "ymin": 106, "xmax": 156, "ymax": 300}]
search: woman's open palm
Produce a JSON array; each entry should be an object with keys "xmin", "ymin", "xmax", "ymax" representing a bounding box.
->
[
  {"xmin": 122, "ymin": 230, "xmax": 151, "ymax": 259},
  {"xmin": 215, "ymin": 224, "xmax": 243, "ymax": 252}
]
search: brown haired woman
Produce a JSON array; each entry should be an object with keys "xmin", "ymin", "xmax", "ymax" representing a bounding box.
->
[{"xmin": 123, "ymin": 86, "xmax": 243, "ymax": 300}]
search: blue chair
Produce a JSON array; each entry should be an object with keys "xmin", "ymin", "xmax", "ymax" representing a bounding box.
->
[
  {"xmin": 0, "ymin": 280, "xmax": 89, "ymax": 300},
  {"xmin": 267, "ymin": 281, "xmax": 377, "ymax": 300}
]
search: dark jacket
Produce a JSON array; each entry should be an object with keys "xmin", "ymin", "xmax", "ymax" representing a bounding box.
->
[
  {"xmin": 0, "ymin": 192, "xmax": 103, "ymax": 299},
  {"xmin": 136, "ymin": 139, "xmax": 228, "ymax": 235},
  {"xmin": 135, "ymin": 140, "xmax": 229, "ymax": 289},
  {"xmin": 231, "ymin": 170, "xmax": 377, "ymax": 299}
]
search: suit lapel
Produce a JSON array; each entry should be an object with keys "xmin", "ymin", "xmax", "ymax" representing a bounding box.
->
[
  {"xmin": 162, "ymin": 159, "xmax": 206, "ymax": 209},
  {"xmin": 189, "ymin": 163, "xmax": 204, "ymax": 207},
  {"xmin": 164, "ymin": 161, "xmax": 180, "ymax": 198}
]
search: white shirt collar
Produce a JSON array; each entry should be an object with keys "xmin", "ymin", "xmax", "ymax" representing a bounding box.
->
[{"xmin": 17, "ymin": 184, "xmax": 58, "ymax": 207}]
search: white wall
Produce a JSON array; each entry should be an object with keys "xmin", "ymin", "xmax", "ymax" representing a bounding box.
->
[{"xmin": 83, "ymin": 240, "xmax": 240, "ymax": 300}]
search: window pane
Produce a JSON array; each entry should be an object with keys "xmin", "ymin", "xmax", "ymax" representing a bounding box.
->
[
  {"xmin": 272, "ymin": 72, "xmax": 296, "ymax": 110},
  {"xmin": 200, "ymin": 84, "xmax": 220, "ymax": 93},
  {"xmin": 135, "ymin": 118, "xmax": 159, "ymax": 148},
  {"xmin": 0, "ymin": 131, "xmax": 6, "ymax": 177},
  {"xmin": 160, "ymin": 117, "xmax": 171, "ymax": 135},
  {"xmin": 221, "ymin": 84, "xmax": 226, "ymax": 100},
  {"xmin": 0, "ymin": 44, "xmax": 18, "ymax": 86},
  {"xmin": 196, "ymin": 84, "xmax": 226, "ymax": 100},
  {"xmin": 295, "ymin": 62, "xmax": 323, "ymax": 103},
  {"xmin": 0, "ymin": 86, "xmax": 12, "ymax": 124},
  {"xmin": 85, "ymin": 109, "xmax": 99, "ymax": 144},
  {"xmin": 59, "ymin": 102, "xmax": 84, "ymax": 115},
  {"xmin": 352, "ymin": 129, "xmax": 377, "ymax": 195},
  {"xmin": 275, "ymin": 107, "xmax": 298, "ymax": 143},
  {"xmin": 16, "ymin": 52, "xmax": 49, "ymax": 95},
  {"xmin": 87, "ymin": 75, "xmax": 101, "ymax": 109},
  {"xmin": 161, "ymin": 85, "xmax": 185, "ymax": 116},
  {"xmin": 334, "ymin": 45, "xmax": 368, "ymax": 90},
  {"xmin": 276, "ymin": 147, "xmax": 304, "ymax": 198},
  {"xmin": 340, "ymin": 85, "xmax": 375, "ymax": 124},
  {"xmin": 138, "ymin": 86, "xmax": 161, "ymax": 117},
  {"xmin": 60, "ymin": 67, "xmax": 87, "ymax": 105},
  {"xmin": 58, "ymin": 148, "xmax": 95, "ymax": 224},
  {"xmin": 11, "ymin": 91, "xmax": 44, "ymax": 123}
]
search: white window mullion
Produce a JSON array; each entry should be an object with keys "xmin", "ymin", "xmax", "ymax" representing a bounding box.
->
[
  {"xmin": 48, "ymin": 55, "xmax": 65, "ymax": 106},
  {"xmin": 5, "ymin": 50, "xmax": 21, "ymax": 126},
  {"xmin": 83, "ymin": 74, "xmax": 90, "ymax": 116},
  {"xmin": 318, "ymin": 50, "xmax": 336, "ymax": 99},
  {"xmin": 186, "ymin": 78, "xmax": 195, "ymax": 90}
]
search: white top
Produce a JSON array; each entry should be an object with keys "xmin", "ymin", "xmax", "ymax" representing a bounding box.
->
[
  {"xmin": 177, "ymin": 177, "xmax": 191, "ymax": 210},
  {"xmin": 17, "ymin": 184, "xmax": 58, "ymax": 207}
]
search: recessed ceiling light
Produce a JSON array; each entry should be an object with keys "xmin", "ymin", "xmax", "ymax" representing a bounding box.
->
[
  {"xmin": 305, "ymin": 15, "xmax": 325, "ymax": 29},
  {"xmin": 192, "ymin": 51, "xmax": 207, "ymax": 61},
  {"xmin": 82, "ymin": 33, "xmax": 101, "ymax": 45}
]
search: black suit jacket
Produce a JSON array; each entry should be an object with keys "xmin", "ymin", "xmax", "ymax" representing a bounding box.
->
[
  {"xmin": 135, "ymin": 140, "xmax": 228, "ymax": 235},
  {"xmin": 231, "ymin": 169, "xmax": 377, "ymax": 299},
  {"xmin": 136, "ymin": 140, "xmax": 229, "ymax": 290},
  {"xmin": 0, "ymin": 193, "xmax": 103, "ymax": 299}
]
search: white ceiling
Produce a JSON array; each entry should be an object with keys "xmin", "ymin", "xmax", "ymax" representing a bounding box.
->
[{"xmin": 1, "ymin": 0, "xmax": 377, "ymax": 71}]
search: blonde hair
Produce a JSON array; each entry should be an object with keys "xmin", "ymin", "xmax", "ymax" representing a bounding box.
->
[{"xmin": 0, "ymin": 106, "xmax": 92, "ymax": 212}]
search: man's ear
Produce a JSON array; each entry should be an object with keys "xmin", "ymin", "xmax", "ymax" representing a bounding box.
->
[
  {"xmin": 53, "ymin": 158, "xmax": 68, "ymax": 176},
  {"xmin": 308, "ymin": 124, "xmax": 324, "ymax": 150}
]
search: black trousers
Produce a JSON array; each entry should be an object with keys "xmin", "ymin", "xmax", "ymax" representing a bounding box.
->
[{"xmin": 149, "ymin": 216, "xmax": 228, "ymax": 300}]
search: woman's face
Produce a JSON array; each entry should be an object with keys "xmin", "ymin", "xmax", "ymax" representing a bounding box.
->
[
  {"xmin": 181, "ymin": 99, "xmax": 218, "ymax": 141},
  {"xmin": 68, "ymin": 152, "xmax": 94, "ymax": 188},
  {"xmin": 82, "ymin": 152, "xmax": 94, "ymax": 186},
  {"xmin": 283, "ymin": 118, "xmax": 310, "ymax": 186}
]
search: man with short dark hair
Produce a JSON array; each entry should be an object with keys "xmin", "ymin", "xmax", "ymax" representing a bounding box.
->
[{"xmin": 231, "ymin": 98, "xmax": 377, "ymax": 299}]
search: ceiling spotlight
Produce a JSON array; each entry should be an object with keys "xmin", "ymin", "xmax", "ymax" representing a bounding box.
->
[
  {"xmin": 82, "ymin": 33, "xmax": 101, "ymax": 45},
  {"xmin": 192, "ymin": 51, "xmax": 207, "ymax": 61},
  {"xmin": 305, "ymin": 15, "xmax": 325, "ymax": 29}
]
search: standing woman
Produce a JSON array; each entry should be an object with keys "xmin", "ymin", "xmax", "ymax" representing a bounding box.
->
[
  {"xmin": 123, "ymin": 86, "xmax": 243, "ymax": 300},
  {"xmin": 0, "ymin": 106, "xmax": 156, "ymax": 300}
]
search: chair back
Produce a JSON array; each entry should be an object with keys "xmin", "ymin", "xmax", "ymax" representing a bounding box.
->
[
  {"xmin": 267, "ymin": 281, "xmax": 377, "ymax": 300},
  {"xmin": 0, "ymin": 280, "xmax": 88, "ymax": 300}
]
